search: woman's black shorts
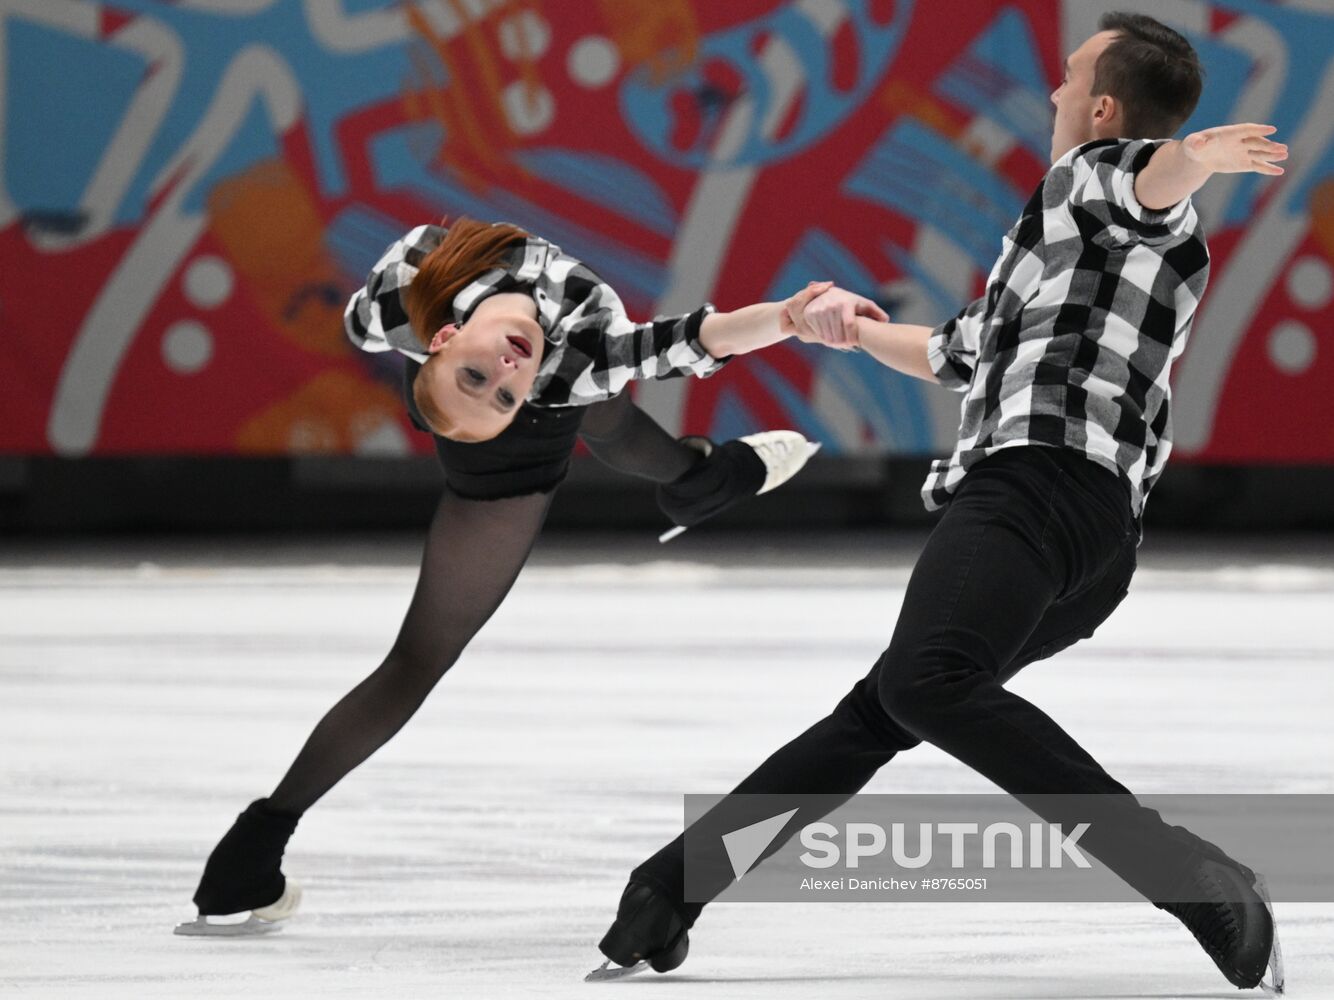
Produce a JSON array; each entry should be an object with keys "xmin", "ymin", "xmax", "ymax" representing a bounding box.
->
[{"xmin": 402, "ymin": 359, "xmax": 584, "ymax": 500}]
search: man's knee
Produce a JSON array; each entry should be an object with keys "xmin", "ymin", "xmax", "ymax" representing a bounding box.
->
[
  {"xmin": 835, "ymin": 675, "xmax": 922, "ymax": 752},
  {"xmin": 876, "ymin": 649, "xmax": 980, "ymax": 740}
]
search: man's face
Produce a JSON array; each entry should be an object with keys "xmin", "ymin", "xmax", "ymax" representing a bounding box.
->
[
  {"xmin": 1050, "ymin": 30, "xmax": 1118, "ymax": 164},
  {"xmin": 417, "ymin": 309, "xmax": 544, "ymax": 442}
]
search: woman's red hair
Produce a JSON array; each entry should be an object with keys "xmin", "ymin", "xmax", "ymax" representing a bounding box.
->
[{"xmin": 402, "ymin": 217, "xmax": 531, "ymax": 348}]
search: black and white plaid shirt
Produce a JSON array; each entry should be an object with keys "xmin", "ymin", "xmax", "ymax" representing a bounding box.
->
[
  {"xmin": 344, "ymin": 224, "xmax": 724, "ymax": 406},
  {"xmin": 925, "ymin": 138, "xmax": 1211, "ymax": 518}
]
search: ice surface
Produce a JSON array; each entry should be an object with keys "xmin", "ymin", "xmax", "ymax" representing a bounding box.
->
[{"xmin": 2, "ymin": 534, "xmax": 1332, "ymax": 999}]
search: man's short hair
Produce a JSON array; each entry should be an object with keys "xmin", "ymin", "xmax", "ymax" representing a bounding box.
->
[{"xmin": 1094, "ymin": 12, "xmax": 1204, "ymax": 138}]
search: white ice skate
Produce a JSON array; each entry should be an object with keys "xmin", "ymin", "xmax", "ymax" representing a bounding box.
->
[
  {"xmin": 658, "ymin": 432, "xmax": 822, "ymax": 543},
  {"xmin": 173, "ymin": 880, "xmax": 303, "ymax": 937}
]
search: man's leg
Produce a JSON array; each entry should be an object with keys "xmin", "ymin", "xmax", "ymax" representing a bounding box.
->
[
  {"xmin": 870, "ymin": 452, "xmax": 1196, "ymax": 898},
  {"xmin": 605, "ymin": 450, "xmax": 1172, "ymax": 964}
]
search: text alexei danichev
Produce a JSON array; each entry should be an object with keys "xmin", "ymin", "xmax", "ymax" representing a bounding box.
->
[{"xmin": 800, "ymin": 877, "xmax": 989, "ymax": 892}]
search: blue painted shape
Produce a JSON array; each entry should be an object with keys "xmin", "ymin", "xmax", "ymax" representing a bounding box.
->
[
  {"xmin": 512, "ymin": 148, "xmax": 677, "ymax": 236},
  {"xmin": 1204, "ymin": 0, "xmax": 1334, "ymax": 224},
  {"xmin": 48, "ymin": 0, "xmax": 413, "ymax": 224},
  {"xmin": 339, "ymin": 0, "xmax": 398, "ymax": 15},
  {"xmin": 817, "ymin": 348, "xmax": 932, "ymax": 452},
  {"xmin": 183, "ymin": 98, "xmax": 282, "ymax": 214},
  {"xmin": 708, "ymin": 389, "xmax": 764, "ymax": 441},
  {"xmin": 5, "ymin": 19, "xmax": 146, "ymax": 216},
  {"xmin": 763, "ymin": 229, "xmax": 882, "ymax": 302},
  {"xmin": 882, "ymin": 241, "xmax": 959, "ymax": 318},
  {"xmin": 370, "ymin": 123, "xmax": 666, "ymax": 307},
  {"xmin": 1175, "ymin": 30, "xmax": 1252, "ymax": 149},
  {"xmin": 749, "ymin": 356, "xmax": 836, "ymax": 442},
  {"xmin": 763, "ymin": 231, "xmax": 934, "ymax": 452},
  {"xmin": 326, "ymin": 204, "xmax": 411, "ymax": 280},
  {"xmin": 933, "ymin": 8, "xmax": 1051, "ymax": 158},
  {"xmin": 844, "ymin": 118, "xmax": 1024, "ymax": 271},
  {"xmin": 619, "ymin": 0, "xmax": 915, "ymax": 169}
]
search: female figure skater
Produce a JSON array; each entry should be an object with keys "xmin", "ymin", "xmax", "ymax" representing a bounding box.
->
[{"xmin": 175, "ymin": 217, "xmax": 867, "ymax": 935}]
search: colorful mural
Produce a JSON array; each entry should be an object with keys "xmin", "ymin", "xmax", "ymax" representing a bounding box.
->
[{"xmin": 4, "ymin": 0, "xmax": 1332, "ymax": 462}]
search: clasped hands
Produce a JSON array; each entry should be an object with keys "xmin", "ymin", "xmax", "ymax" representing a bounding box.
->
[{"xmin": 781, "ymin": 281, "xmax": 887, "ymax": 350}]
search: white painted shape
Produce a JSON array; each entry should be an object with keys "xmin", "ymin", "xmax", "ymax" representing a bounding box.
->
[
  {"xmin": 177, "ymin": 0, "xmax": 279, "ymax": 12},
  {"xmin": 568, "ymin": 35, "xmax": 619, "ymax": 88},
  {"xmin": 501, "ymin": 80, "xmax": 554, "ymax": 136},
  {"xmin": 960, "ymin": 116, "xmax": 1017, "ymax": 166},
  {"xmin": 1287, "ymin": 255, "xmax": 1333, "ymax": 310},
  {"xmin": 183, "ymin": 255, "xmax": 234, "ymax": 309},
  {"xmin": 161, "ymin": 319, "xmax": 213, "ymax": 374},
  {"xmin": 498, "ymin": 8, "xmax": 549, "ymax": 61},
  {"xmin": 1267, "ymin": 320, "xmax": 1316, "ymax": 375},
  {"xmin": 352, "ymin": 417, "xmax": 411, "ymax": 456}
]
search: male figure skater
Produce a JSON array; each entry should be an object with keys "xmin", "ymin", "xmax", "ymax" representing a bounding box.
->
[{"xmin": 596, "ymin": 13, "xmax": 1288, "ymax": 991}]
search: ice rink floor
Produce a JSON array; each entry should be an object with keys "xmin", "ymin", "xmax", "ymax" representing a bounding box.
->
[{"xmin": 3, "ymin": 531, "xmax": 1332, "ymax": 999}]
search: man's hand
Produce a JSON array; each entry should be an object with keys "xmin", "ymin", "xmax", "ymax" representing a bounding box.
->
[
  {"xmin": 783, "ymin": 283, "xmax": 888, "ymax": 349},
  {"xmin": 1182, "ymin": 123, "xmax": 1287, "ymax": 176},
  {"xmin": 780, "ymin": 281, "xmax": 834, "ymax": 341}
]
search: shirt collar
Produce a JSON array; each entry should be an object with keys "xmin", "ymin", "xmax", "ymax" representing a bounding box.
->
[{"xmin": 450, "ymin": 237, "xmax": 557, "ymax": 329}]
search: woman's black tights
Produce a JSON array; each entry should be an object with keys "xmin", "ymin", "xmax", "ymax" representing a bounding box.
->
[{"xmin": 265, "ymin": 393, "xmax": 701, "ymax": 816}]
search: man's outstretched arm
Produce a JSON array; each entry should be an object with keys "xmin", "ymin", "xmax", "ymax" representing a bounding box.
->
[{"xmin": 1135, "ymin": 123, "xmax": 1286, "ymax": 211}]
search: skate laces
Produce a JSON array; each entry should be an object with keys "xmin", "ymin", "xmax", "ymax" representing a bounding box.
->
[
  {"xmin": 1167, "ymin": 869, "xmax": 1240, "ymax": 961},
  {"xmin": 750, "ymin": 436, "xmax": 796, "ymax": 465}
]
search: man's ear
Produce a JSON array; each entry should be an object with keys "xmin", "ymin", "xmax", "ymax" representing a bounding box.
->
[
  {"xmin": 428, "ymin": 323, "xmax": 458, "ymax": 354},
  {"xmin": 1092, "ymin": 94, "xmax": 1119, "ymax": 127}
]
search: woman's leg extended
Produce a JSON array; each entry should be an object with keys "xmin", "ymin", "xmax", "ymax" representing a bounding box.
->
[
  {"xmin": 577, "ymin": 392, "xmax": 700, "ymax": 483},
  {"xmin": 190, "ymin": 487, "xmax": 552, "ymax": 919},
  {"xmin": 267, "ymin": 487, "xmax": 553, "ymax": 814},
  {"xmin": 578, "ymin": 392, "xmax": 817, "ymax": 529}
]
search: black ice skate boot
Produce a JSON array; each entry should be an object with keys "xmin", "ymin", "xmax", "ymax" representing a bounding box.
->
[
  {"xmin": 587, "ymin": 881, "xmax": 690, "ymax": 981},
  {"xmin": 174, "ymin": 798, "xmax": 303, "ymax": 937},
  {"xmin": 656, "ymin": 432, "xmax": 820, "ymax": 541},
  {"xmin": 1156, "ymin": 852, "xmax": 1283, "ymax": 992}
]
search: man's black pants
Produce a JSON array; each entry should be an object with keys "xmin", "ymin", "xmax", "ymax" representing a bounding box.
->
[{"xmin": 636, "ymin": 445, "xmax": 1202, "ymax": 921}]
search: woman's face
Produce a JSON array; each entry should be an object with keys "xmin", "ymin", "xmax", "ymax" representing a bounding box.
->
[{"xmin": 416, "ymin": 300, "xmax": 546, "ymax": 442}]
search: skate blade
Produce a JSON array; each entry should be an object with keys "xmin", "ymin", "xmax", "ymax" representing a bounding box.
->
[
  {"xmin": 585, "ymin": 959, "xmax": 650, "ymax": 982},
  {"xmin": 1254, "ymin": 874, "xmax": 1285, "ymax": 994},
  {"xmin": 174, "ymin": 881, "xmax": 302, "ymax": 938},
  {"xmin": 657, "ymin": 525, "xmax": 688, "ymax": 544},
  {"xmin": 173, "ymin": 914, "xmax": 286, "ymax": 937}
]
